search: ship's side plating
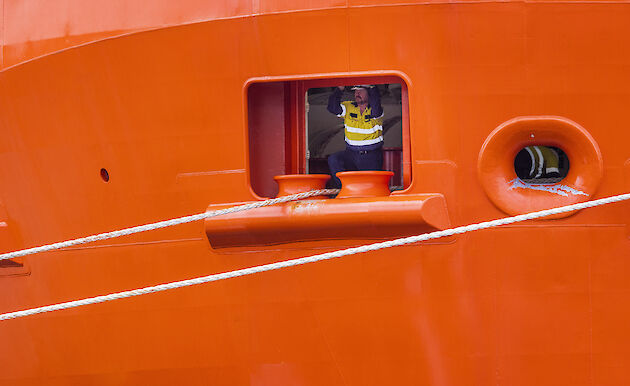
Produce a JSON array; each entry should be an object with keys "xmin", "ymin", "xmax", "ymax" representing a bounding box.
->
[{"xmin": 2, "ymin": 1, "xmax": 630, "ymax": 385}]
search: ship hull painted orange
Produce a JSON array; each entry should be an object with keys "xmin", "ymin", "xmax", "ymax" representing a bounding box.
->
[{"xmin": 2, "ymin": 1, "xmax": 630, "ymax": 385}]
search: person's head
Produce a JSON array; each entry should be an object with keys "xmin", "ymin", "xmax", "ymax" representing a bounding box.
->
[{"xmin": 354, "ymin": 87, "xmax": 369, "ymax": 105}]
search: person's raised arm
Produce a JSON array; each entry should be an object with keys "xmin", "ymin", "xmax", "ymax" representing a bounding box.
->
[
  {"xmin": 327, "ymin": 86, "xmax": 344, "ymax": 116},
  {"xmin": 367, "ymin": 86, "xmax": 383, "ymax": 118}
]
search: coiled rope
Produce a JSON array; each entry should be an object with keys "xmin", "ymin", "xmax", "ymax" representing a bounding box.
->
[
  {"xmin": 1, "ymin": 192, "xmax": 630, "ymax": 321},
  {"xmin": 0, "ymin": 189, "xmax": 339, "ymax": 261}
]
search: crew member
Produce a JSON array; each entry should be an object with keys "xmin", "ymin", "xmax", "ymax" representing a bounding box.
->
[
  {"xmin": 326, "ymin": 85, "xmax": 384, "ymax": 188},
  {"xmin": 514, "ymin": 145, "xmax": 561, "ymax": 180}
]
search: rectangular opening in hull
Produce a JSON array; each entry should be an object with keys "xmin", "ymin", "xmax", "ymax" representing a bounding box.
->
[{"xmin": 247, "ymin": 75, "xmax": 410, "ymax": 198}]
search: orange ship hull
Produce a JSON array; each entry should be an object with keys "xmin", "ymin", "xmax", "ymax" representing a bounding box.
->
[{"xmin": 2, "ymin": 1, "xmax": 630, "ymax": 385}]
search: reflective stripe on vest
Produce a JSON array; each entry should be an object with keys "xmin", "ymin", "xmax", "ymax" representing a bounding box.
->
[{"xmin": 339, "ymin": 101, "xmax": 383, "ymax": 147}]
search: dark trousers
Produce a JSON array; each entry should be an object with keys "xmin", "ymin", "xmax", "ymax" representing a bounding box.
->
[{"xmin": 327, "ymin": 147, "xmax": 383, "ymax": 188}]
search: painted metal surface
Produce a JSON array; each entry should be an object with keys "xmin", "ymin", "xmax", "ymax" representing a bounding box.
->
[
  {"xmin": 1, "ymin": 1, "xmax": 630, "ymax": 385},
  {"xmin": 205, "ymin": 193, "xmax": 449, "ymax": 248}
]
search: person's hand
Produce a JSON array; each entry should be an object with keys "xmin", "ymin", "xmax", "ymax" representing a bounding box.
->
[{"xmin": 337, "ymin": 86, "xmax": 345, "ymax": 91}]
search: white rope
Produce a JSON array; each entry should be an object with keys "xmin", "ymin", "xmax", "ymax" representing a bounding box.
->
[
  {"xmin": 2, "ymin": 192, "xmax": 629, "ymax": 321},
  {"xmin": 0, "ymin": 189, "xmax": 339, "ymax": 261}
]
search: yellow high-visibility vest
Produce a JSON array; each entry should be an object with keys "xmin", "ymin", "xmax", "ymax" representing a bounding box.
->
[
  {"xmin": 338, "ymin": 101, "xmax": 384, "ymax": 147},
  {"xmin": 524, "ymin": 146, "xmax": 560, "ymax": 178}
]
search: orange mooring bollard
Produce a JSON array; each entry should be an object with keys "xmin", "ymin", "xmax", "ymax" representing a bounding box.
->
[
  {"xmin": 274, "ymin": 174, "xmax": 331, "ymax": 199},
  {"xmin": 336, "ymin": 171, "xmax": 394, "ymax": 198}
]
